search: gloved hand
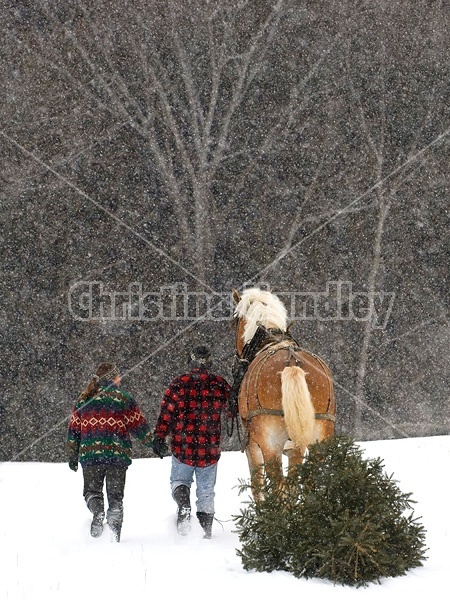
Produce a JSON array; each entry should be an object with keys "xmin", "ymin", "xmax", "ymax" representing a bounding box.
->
[
  {"xmin": 69, "ymin": 456, "xmax": 78, "ymax": 472},
  {"xmin": 152, "ymin": 437, "xmax": 169, "ymax": 458}
]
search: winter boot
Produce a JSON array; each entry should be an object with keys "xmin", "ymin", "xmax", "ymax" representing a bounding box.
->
[
  {"xmin": 106, "ymin": 506, "xmax": 123, "ymax": 543},
  {"xmin": 173, "ymin": 485, "xmax": 191, "ymax": 535},
  {"xmin": 87, "ymin": 495, "xmax": 105, "ymax": 538},
  {"xmin": 197, "ymin": 512, "xmax": 214, "ymax": 539},
  {"xmin": 90, "ymin": 511, "xmax": 105, "ymax": 538}
]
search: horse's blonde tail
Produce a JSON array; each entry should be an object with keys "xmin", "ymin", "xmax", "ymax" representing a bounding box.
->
[{"xmin": 281, "ymin": 366, "xmax": 316, "ymax": 448}]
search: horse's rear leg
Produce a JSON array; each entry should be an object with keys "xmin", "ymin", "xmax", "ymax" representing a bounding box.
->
[
  {"xmin": 285, "ymin": 419, "xmax": 335, "ymax": 470},
  {"xmin": 247, "ymin": 441, "xmax": 285, "ymax": 502},
  {"xmin": 245, "ymin": 438, "xmax": 265, "ymax": 502},
  {"xmin": 285, "ymin": 444, "xmax": 307, "ymax": 470}
]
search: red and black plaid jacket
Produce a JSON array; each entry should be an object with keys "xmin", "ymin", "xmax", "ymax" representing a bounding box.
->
[{"xmin": 154, "ymin": 367, "xmax": 230, "ymax": 467}]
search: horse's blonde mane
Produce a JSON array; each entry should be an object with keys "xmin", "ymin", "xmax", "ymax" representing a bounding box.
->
[{"xmin": 234, "ymin": 288, "xmax": 287, "ymax": 343}]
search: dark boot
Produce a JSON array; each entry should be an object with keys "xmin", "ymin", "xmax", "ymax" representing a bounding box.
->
[
  {"xmin": 197, "ymin": 512, "xmax": 214, "ymax": 539},
  {"xmin": 87, "ymin": 496, "xmax": 105, "ymax": 538},
  {"xmin": 173, "ymin": 485, "xmax": 191, "ymax": 535},
  {"xmin": 90, "ymin": 512, "xmax": 105, "ymax": 538},
  {"xmin": 106, "ymin": 506, "xmax": 123, "ymax": 542}
]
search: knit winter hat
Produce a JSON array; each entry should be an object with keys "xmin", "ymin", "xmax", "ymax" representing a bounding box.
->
[{"xmin": 189, "ymin": 345, "xmax": 212, "ymax": 367}]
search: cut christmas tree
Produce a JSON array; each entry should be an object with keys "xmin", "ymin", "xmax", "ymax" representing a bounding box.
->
[{"xmin": 234, "ymin": 436, "xmax": 427, "ymax": 587}]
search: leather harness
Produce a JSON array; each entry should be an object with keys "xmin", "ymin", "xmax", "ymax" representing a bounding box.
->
[{"xmin": 239, "ymin": 338, "xmax": 335, "ymax": 425}]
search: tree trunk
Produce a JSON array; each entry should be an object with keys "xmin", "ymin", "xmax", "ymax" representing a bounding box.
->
[{"xmin": 354, "ymin": 195, "xmax": 390, "ymax": 436}]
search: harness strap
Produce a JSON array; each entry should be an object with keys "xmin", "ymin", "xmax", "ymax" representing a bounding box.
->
[
  {"xmin": 246, "ymin": 409, "xmax": 336, "ymax": 422},
  {"xmin": 315, "ymin": 413, "xmax": 336, "ymax": 422},
  {"xmin": 247, "ymin": 408, "xmax": 284, "ymax": 420}
]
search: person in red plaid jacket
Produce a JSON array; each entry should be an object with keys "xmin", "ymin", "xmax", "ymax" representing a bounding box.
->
[{"xmin": 153, "ymin": 345, "xmax": 230, "ymax": 538}]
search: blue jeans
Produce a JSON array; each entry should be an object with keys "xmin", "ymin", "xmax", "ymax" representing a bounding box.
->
[{"xmin": 170, "ymin": 456, "xmax": 218, "ymax": 514}]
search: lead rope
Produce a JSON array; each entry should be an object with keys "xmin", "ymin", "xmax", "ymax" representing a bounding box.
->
[{"xmin": 227, "ymin": 407, "xmax": 242, "ymax": 443}]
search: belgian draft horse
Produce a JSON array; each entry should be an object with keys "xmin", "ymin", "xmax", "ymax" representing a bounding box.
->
[{"xmin": 232, "ymin": 287, "xmax": 336, "ymax": 499}]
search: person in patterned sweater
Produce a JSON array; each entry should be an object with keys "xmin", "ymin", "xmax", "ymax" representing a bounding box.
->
[
  {"xmin": 66, "ymin": 362, "xmax": 161, "ymax": 541},
  {"xmin": 152, "ymin": 345, "xmax": 230, "ymax": 538}
]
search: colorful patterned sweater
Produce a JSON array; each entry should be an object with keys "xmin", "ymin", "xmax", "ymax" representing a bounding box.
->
[
  {"xmin": 67, "ymin": 384, "xmax": 154, "ymax": 468},
  {"xmin": 154, "ymin": 367, "xmax": 230, "ymax": 467}
]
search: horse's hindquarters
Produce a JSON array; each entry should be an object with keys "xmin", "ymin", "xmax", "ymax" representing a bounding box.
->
[{"xmin": 238, "ymin": 346, "xmax": 335, "ymax": 442}]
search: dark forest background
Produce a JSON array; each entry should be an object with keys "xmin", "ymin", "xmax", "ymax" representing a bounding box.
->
[{"xmin": 1, "ymin": 0, "xmax": 449, "ymax": 462}]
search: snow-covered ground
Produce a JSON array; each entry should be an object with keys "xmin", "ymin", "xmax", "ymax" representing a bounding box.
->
[{"xmin": 1, "ymin": 435, "xmax": 448, "ymax": 600}]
